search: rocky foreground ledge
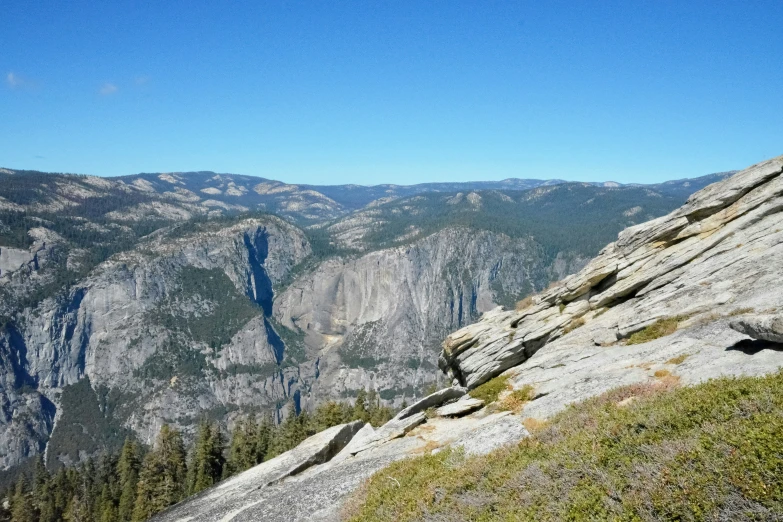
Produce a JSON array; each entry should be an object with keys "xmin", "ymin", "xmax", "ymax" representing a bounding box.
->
[{"xmin": 152, "ymin": 155, "xmax": 783, "ymax": 522}]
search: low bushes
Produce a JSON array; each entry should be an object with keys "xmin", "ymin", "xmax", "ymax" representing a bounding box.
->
[
  {"xmin": 468, "ymin": 375, "xmax": 511, "ymax": 403},
  {"xmin": 345, "ymin": 371, "xmax": 783, "ymax": 521}
]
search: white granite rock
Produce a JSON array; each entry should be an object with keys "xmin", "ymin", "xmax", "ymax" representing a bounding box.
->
[
  {"xmin": 730, "ymin": 315, "xmax": 783, "ymax": 343},
  {"xmin": 441, "ymin": 154, "xmax": 783, "ymax": 389}
]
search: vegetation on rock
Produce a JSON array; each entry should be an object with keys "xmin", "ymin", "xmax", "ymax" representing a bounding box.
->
[
  {"xmin": 626, "ymin": 316, "xmax": 683, "ymax": 345},
  {"xmin": 345, "ymin": 371, "xmax": 783, "ymax": 521},
  {"xmin": 468, "ymin": 374, "xmax": 511, "ymax": 404}
]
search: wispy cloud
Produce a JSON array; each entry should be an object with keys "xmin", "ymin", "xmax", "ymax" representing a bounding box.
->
[
  {"xmin": 6, "ymin": 72, "xmax": 24, "ymax": 88},
  {"xmin": 99, "ymin": 82, "xmax": 118, "ymax": 95},
  {"xmin": 135, "ymin": 75, "xmax": 150, "ymax": 85}
]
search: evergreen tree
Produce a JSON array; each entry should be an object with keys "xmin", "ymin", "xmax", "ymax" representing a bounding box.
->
[
  {"xmin": 227, "ymin": 417, "xmax": 258, "ymax": 475},
  {"xmin": 312, "ymin": 401, "xmax": 349, "ymax": 431},
  {"xmin": 52, "ymin": 468, "xmax": 73, "ymax": 520},
  {"xmin": 132, "ymin": 425, "xmax": 186, "ymax": 521},
  {"xmin": 33, "ymin": 456, "xmax": 56, "ymax": 522},
  {"xmin": 98, "ymin": 484, "xmax": 118, "ymax": 522},
  {"xmin": 116, "ymin": 439, "xmax": 141, "ymax": 522},
  {"xmin": 353, "ymin": 389, "xmax": 369, "ymax": 422},
  {"xmin": 255, "ymin": 414, "xmax": 273, "ymax": 463},
  {"xmin": 10, "ymin": 476, "xmax": 36, "ymax": 522},
  {"xmin": 367, "ymin": 389, "xmax": 379, "ymax": 413},
  {"xmin": 186, "ymin": 420, "xmax": 225, "ymax": 496},
  {"xmin": 280, "ymin": 401, "xmax": 306, "ymax": 450}
]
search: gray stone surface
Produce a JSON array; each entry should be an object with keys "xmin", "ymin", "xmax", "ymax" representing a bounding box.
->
[
  {"xmin": 444, "ymin": 413, "xmax": 529, "ymax": 456},
  {"xmin": 346, "ymin": 412, "xmax": 427, "ymax": 455},
  {"xmin": 149, "ymin": 421, "xmax": 365, "ymax": 521},
  {"xmin": 730, "ymin": 315, "xmax": 783, "ymax": 343},
  {"xmin": 392, "ymin": 386, "xmax": 467, "ymax": 420},
  {"xmin": 435, "ymin": 397, "xmax": 484, "ymax": 417}
]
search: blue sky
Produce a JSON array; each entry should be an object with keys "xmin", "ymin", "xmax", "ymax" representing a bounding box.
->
[{"xmin": 2, "ymin": 1, "xmax": 782, "ymax": 184}]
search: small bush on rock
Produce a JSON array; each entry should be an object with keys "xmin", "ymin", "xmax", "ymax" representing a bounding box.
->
[
  {"xmin": 469, "ymin": 375, "xmax": 511, "ymax": 404},
  {"xmin": 497, "ymin": 385, "xmax": 535, "ymax": 412},
  {"xmin": 626, "ymin": 316, "xmax": 681, "ymax": 345}
]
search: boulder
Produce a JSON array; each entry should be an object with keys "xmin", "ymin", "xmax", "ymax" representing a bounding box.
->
[
  {"xmin": 149, "ymin": 420, "xmax": 366, "ymax": 521},
  {"xmin": 345, "ymin": 412, "xmax": 427, "ymax": 455},
  {"xmin": 392, "ymin": 386, "xmax": 467, "ymax": 420},
  {"xmin": 730, "ymin": 315, "xmax": 783, "ymax": 344},
  {"xmin": 436, "ymin": 397, "xmax": 484, "ymax": 417},
  {"xmin": 438, "ymin": 413, "xmax": 529, "ymax": 456}
]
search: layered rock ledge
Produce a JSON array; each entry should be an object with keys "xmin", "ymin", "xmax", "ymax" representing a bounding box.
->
[{"xmin": 440, "ymin": 155, "xmax": 783, "ymax": 388}]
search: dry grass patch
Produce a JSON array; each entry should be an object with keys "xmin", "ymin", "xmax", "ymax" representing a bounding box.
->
[
  {"xmin": 666, "ymin": 354, "xmax": 689, "ymax": 365},
  {"xmin": 345, "ymin": 371, "xmax": 783, "ymax": 522},
  {"xmin": 522, "ymin": 417, "xmax": 548, "ymax": 432},
  {"xmin": 497, "ymin": 385, "xmax": 535, "ymax": 413},
  {"xmin": 515, "ymin": 295, "xmax": 534, "ymax": 311},
  {"xmin": 563, "ymin": 316, "xmax": 585, "ymax": 334}
]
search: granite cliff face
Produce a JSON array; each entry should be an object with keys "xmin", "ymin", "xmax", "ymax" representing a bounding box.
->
[
  {"xmin": 151, "ymin": 155, "xmax": 783, "ymax": 522},
  {"xmin": 0, "ymin": 217, "xmax": 310, "ymax": 470},
  {"xmin": 274, "ymin": 227, "xmax": 584, "ymax": 408}
]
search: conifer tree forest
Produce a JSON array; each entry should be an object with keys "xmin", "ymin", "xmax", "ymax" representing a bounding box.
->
[{"xmin": 0, "ymin": 390, "xmax": 394, "ymax": 522}]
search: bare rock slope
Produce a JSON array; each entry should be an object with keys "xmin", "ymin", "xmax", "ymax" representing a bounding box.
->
[
  {"xmin": 441, "ymin": 154, "xmax": 783, "ymax": 388},
  {"xmin": 153, "ymin": 157, "xmax": 783, "ymax": 521}
]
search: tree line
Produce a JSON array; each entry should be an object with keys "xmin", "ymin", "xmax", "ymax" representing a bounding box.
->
[{"xmin": 0, "ymin": 390, "xmax": 394, "ymax": 522}]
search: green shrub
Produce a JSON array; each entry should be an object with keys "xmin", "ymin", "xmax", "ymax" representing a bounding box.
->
[
  {"xmin": 626, "ymin": 316, "xmax": 681, "ymax": 345},
  {"xmin": 345, "ymin": 371, "xmax": 783, "ymax": 522},
  {"xmin": 469, "ymin": 375, "xmax": 511, "ymax": 404}
]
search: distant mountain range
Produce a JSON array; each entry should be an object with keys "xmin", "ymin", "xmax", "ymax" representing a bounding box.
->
[{"xmin": 0, "ymin": 167, "xmax": 734, "ymax": 225}]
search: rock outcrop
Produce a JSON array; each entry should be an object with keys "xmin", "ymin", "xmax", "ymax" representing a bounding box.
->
[
  {"xmin": 730, "ymin": 314, "xmax": 783, "ymax": 344},
  {"xmin": 440, "ymin": 155, "xmax": 783, "ymax": 388},
  {"xmin": 0, "ymin": 216, "xmax": 311, "ymax": 468}
]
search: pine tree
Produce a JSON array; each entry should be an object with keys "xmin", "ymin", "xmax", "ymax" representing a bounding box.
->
[
  {"xmin": 187, "ymin": 420, "xmax": 225, "ymax": 495},
  {"xmin": 353, "ymin": 389, "xmax": 369, "ymax": 422},
  {"xmin": 10, "ymin": 475, "xmax": 36, "ymax": 522},
  {"xmin": 279, "ymin": 401, "xmax": 306, "ymax": 451},
  {"xmin": 132, "ymin": 425, "xmax": 187, "ymax": 521},
  {"xmin": 33, "ymin": 456, "xmax": 56, "ymax": 522},
  {"xmin": 367, "ymin": 389, "xmax": 379, "ymax": 413},
  {"xmin": 117, "ymin": 439, "xmax": 140, "ymax": 522},
  {"xmin": 256, "ymin": 414, "xmax": 273, "ymax": 463},
  {"xmin": 227, "ymin": 417, "xmax": 258, "ymax": 475},
  {"xmin": 210, "ymin": 424, "xmax": 227, "ymax": 480},
  {"xmin": 52, "ymin": 468, "xmax": 73, "ymax": 520},
  {"xmin": 98, "ymin": 484, "xmax": 118, "ymax": 522},
  {"xmin": 312, "ymin": 401, "xmax": 347, "ymax": 431}
]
